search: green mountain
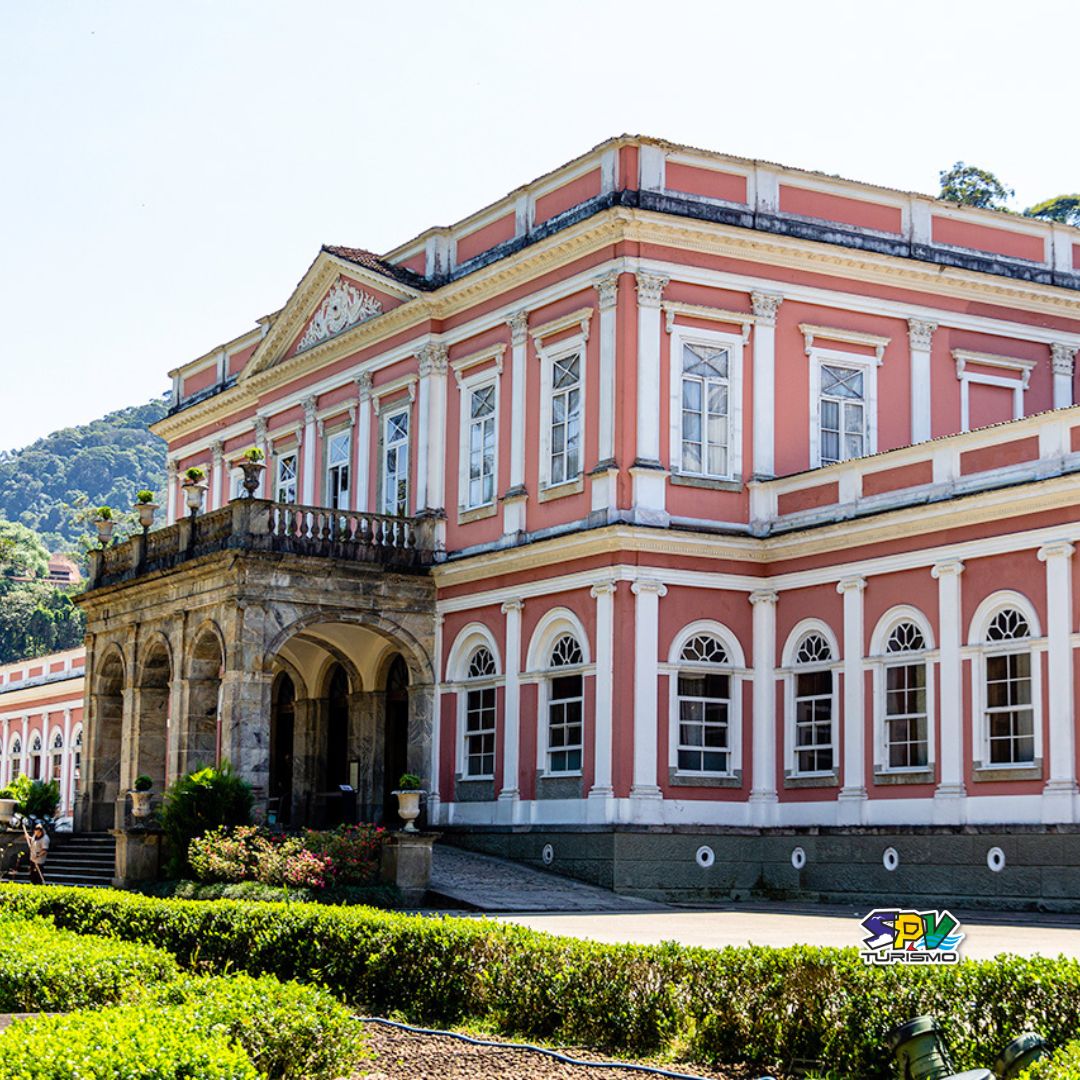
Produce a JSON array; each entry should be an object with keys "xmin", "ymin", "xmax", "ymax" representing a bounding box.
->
[{"xmin": 0, "ymin": 398, "xmax": 169, "ymax": 552}]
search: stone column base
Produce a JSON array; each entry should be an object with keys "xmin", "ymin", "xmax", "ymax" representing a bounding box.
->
[
  {"xmin": 380, "ymin": 831, "xmax": 439, "ymax": 906},
  {"xmin": 109, "ymin": 828, "xmax": 164, "ymax": 889}
]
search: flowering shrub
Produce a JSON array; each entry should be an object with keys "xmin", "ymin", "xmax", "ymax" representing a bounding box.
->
[{"xmin": 188, "ymin": 825, "xmax": 384, "ymax": 891}]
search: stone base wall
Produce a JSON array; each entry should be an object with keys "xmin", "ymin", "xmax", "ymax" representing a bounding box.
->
[{"xmin": 441, "ymin": 824, "xmax": 1080, "ymax": 912}]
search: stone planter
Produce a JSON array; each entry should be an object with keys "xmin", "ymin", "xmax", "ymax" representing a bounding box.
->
[
  {"xmin": 0, "ymin": 798, "xmax": 17, "ymax": 828},
  {"xmin": 128, "ymin": 790, "xmax": 153, "ymax": 819},
  {"xmin": 94, "ymin": 519, "xmax": 115, "ymax": 546},
  {"xmin": 393, "ymin": 790, "xmax": 423, "ymax": 832},
  {"xmin": 239, "ymin": 461, "xmax": 265, "ymax": 498},
  {"xmin": 134, "ymin": 503, "xmax": 158, "ymax": 529},
  {"xmin": 182, "ymin": 483, "xmax": 206, "ymax": 514}
]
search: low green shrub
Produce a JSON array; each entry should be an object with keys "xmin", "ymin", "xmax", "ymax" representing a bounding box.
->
[
  {"xmin": 0, "ymin": 1006, "xmax": 258, "ymax": 1080},
  {"xmin": 1022, "ymin": 1040, "xmax": 1080, "ymax": 1079},
  {"xmin": 152, "ymin": 974, "xmax": 368, "ymax": 1080},
  {"xmin": 5, "ymin": 884, "xmax": 1080, "ymax": 1078},
  {"xmin": 0, "ymin": 914, "xmax": 178, "ymax": 1011},
  {"xmin": 160, "ymin": 763, "xmax": 253, "ymax": 877},
  {"xmin": 0, "ymin": 775, "xmax": 61, "ymax": 821},
  {"xmin": 138, "ymin": 877, "xmax": 402, "ymax": 907}
]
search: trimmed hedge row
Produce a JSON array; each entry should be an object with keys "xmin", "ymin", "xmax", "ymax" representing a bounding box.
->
[
  {"xmin": 1023, "ymin": 1040, "xmax": 1080, "ymax": 1079},
  {"xmin": 3, "ymin": 884, "xmax": 1079, "ymax": 1078}
]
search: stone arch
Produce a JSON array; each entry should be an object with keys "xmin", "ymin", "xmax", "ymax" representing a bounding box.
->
[
  {"xmin": 135, "ymin": 633, "xmax": 172, "ymax": 796},
  {"xmin": 88, "ymin": 645, "xmax": 125, "ymax": 831},
  {"xmin": 184, "ymin": 621, "xmax": 225, "ymax": 773},
  {"xmin": 269, "ymin": 670, "xmax": 297, "ymax": 826}
]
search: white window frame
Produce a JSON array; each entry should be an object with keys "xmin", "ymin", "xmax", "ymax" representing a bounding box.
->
[
  {"xmin": 668, "ymin": 325, "xmax": 744, "ymax": 482},
  {"xmin": 8, "ymin": 737, "xmax": 21, "ymax": 782},
  {"xmin": 29, "ymin": 733, "xmax": 43, "ymax": 781},
  {"xmin": 49, "ymin": 728, "xmax": 64, "ymax": 783},
  {"xmin": 870, "ymin": 607, "xmax": 937, "ymax": 775},
  {"xmin": 325, "ymin": 428, "xmax": 352, "ymax": 511},
  {"xmin": 663, "ymin": 620, "xmax": 746, "ymax": 779},
  {"xmin": 782, "ymin": 621, "xmax": 841, "ymax": 778},
  {"xmin": 457, "ymin": 647, "xmax": 499, "ymax": 781},
  {"xmin": 953, "ymin": 350, "xmax": 1035, "ymax": 433},
  {"xmin": 457, "ymin": 367, "xmax": 500, "ymax": 511},
  {"xmin": 537, "ymin": 334, "xmax": 587, "ymax": 493},
  {"xmin": 967, "ymin": 593, "xmax": 1044, "ymax": 772},
  {"xmin": 382, "ymin": 405, "xmax": 411, "ymax": 516},
  {"xmin": 544, "ymin": 638, "xmax": 585, "ymax": 776},
  {"xmin": 808, "ymin": 347, "xmax": 880, "ymax": 469},
  {"xmin": 229, "ymin": 468, "xmax": 246, "ymax": 502},
  {"xmin": 274, "ymin": 450, "xmax": 298, "ymax": 504}
]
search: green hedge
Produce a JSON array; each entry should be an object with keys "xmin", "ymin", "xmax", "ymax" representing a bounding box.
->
[
  {"xmin": 137, "ymin": 877, "xmax": 402, "ymax": 907},
  {"xmin": 1022, "ymin": 1040, "xmax": 1080, "ymax": 1079},
  {"xmin": 0, "ymin": 914, "xmax": 178, "ymax": 1011},
  {"xmin": 3, "ymin": 884, "xmax": 1079, "ymax": 1078}
]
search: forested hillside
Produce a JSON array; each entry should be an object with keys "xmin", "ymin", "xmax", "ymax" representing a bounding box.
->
[{"xmin": 0, "ymin": 398, "xmax": 169, "ymax": 551}]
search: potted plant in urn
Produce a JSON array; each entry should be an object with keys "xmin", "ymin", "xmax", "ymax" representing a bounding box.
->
[
  {"xmin": 133, "ymin": 490, "xmax": 158, "ymax": 529},
  {"xmin": 94, "ymin": 506, "xmax": 115, "ymax": 547},
  {"xmin": 129, "ymin": 775, "xmax": 154, "ymax": 819},
  {"xmin": 392, "ymin": 773, "xmax": 424, "ymax": 832},
  {"xmin": 237, "ymin": 447, "xmax": 265, "ymax": 498},
  {"xmin": 182, "ymin": 466, "xmax": 207, "ymax": 514},
  {"xmin": 0, "ymin": 783, "xmax": 18, "ymax": 829}
]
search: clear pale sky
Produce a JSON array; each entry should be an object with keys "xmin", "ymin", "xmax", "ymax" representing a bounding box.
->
[{"xmin": 2, "ymin": 0, "xmax": 1077, "ymax": 451}]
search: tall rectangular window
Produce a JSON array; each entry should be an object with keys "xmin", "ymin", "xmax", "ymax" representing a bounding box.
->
[
  {"xmin": 467, "ymin": 384, "xmax": 496, "ymax": 507},
  {"xmin": 548, "ymin": 673, "xmax": 583, "ymax": 773},
  {"xmin": 985, "ymin": 652, "xmax": 1034, "ymax": 765},
  {"xmin": 884, "ymin": 662, "xmax": 928, "ymax": 768},
  {"xmin": 681, "ymin": 343, "xmax": 730, "ymax": 477},
  {"xmin": 676, "ymin": 671, "xmax": 730, "ymax": 773},
  {"xmin": 464, "ymin": 686, "xmax": 496, "ymax": 777},
  {"xmin": 326, "ymin": 430, "xmax": 351, "ymax": 510},
  {"xmin": 382, "ymin": 408, "xmax": 409, "ymax": 516},
  {"xmin": 794, "ymin": 670, "xmax": 833, "ymax": 773},
  {"xmin": 819, "ymin": 364, "xmax": 865, "ymax": 466},
  {"xmin": 275, "ymin": 452, "xmax": 298, "ymax": 504},
  {"xmin": 549, "ymin": 352, "xmax": 582, "ymax": 487}
]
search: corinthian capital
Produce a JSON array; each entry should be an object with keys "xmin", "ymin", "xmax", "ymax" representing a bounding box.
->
[
  {"xmin": 634, "ymin": 271, "xmax": 668, "ymax": 309},
  {"xmin": 593, "ymin": 272, "xmax": 619, "ymax": 311},
  {"xmin": 508, "ymin": 310, "xmax": 529, "ymax": 346},
  {"xmin": 908, "ymin": 318, "xmax": 938, "ymax": 351},
  {"xmin": 302, "ymin": 396, "xmax": 318, "ymax": 424},
  {"xmin": 253, "ymin": 416, "xmax": 268, "ymax": 442},
  {"xmin": 417, "ymin": 341, "xmax": 449, "ymax": 377},
  {"xmin": 356, "ymin": 371, "xmax": 374, "ymax": 401},
  {"xmin": 750, "ymin": 291, "xmax": 783, "ymax": 326},
  {"xmin": 1052, "ymin": 342, "xmax": 1077, "ymax": 377}
]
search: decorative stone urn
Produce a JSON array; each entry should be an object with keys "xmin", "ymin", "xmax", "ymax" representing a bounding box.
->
[
  {"xmin": 239, "ymin": 461, "xmax": 265, "ymax": 498},
  {"xmin": 182, "ymin": 483, "xmax": 206, "ymax": 514},
  {"xmin": 0, "ymin": 798, "xmax": 18, "ymax": 828},
  {"xmin": 393, "ymin": 790, "xmax": 424, "ymax": 832},
  {"xmin": 94, "ymin": 518, "xmax": 115, "ymax": 546},
  {"xmin": 129, "ymin": 790, "xmax": 153, "ymax": 819},
  {"xmin": 134, "ymin": 502, "xmax": 158, "ymax": 529}
]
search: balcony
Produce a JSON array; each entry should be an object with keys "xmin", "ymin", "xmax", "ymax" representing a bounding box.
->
[{"xmin": 86, "ymin": 499, "xmax": 434, "ymax": 591}]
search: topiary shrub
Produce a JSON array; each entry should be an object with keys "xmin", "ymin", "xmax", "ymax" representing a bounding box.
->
[{"xmin": 160, "ymin": 762, "xmax": 253, "ymax": 877}]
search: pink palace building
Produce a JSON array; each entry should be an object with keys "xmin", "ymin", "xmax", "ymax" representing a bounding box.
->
[{"xmin": 82, "ymin": 136, "xmax": 1080, "ymax": 905}]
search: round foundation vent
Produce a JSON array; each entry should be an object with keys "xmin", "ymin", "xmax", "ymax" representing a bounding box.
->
[
  {"xmin": 987, "ymin": 846, "xmax": 1006, "ymax": 873},
  {"xmin": 882, "ymin": 847, "xmax": 900, "ymax": 872},
  {"xmin": 541, "ymin": 843, "xmax": 554, "ymax": 866},
  {"xmin": 695, "ymin": 845, "xmax": 715, "ymax": 869},
  {"xmin": 791, "ymin": 846, "xmax": 807, "ymax": 870}
]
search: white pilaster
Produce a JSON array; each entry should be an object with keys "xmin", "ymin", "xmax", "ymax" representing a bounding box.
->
[
  {"xmin": 497, "ymin": 601, "xmax": 523, "ymax": 824},
  {"xmin": 354, "ymin": 374, "xmax": 372, "ymax": 512},
  {"xmin": 631, "ymin": 272, "xmax": 669, "ymax": 525},
  {"xmin": 254, "ymin": 417, "xmax": 270, "ymax": 499},
  {"xmin": 503, "ymin": 311, "xmax": 529, "ymax": 537},
  {"xmin": 1052, "ymin": 343, "xmax": 1077, "ymax": 411},
  {"xmin": 908, "ymin": 319, "xmax": 937, "ymax": 443},
  {"xmin": 210, "ymin": 441, "xmax": 224, "ymax": 510},
  {"xmin": 418, "ymin": 342, "xmax": 449, "ymax": 552},
  {"xmin": 428, "ymin": 614, "xmax": 444, "ymax": 825},
  {"xmin": 165, "ymin": 459, "xmax": 178, "ymax": 525},
  {"xmin": 300, "ymin": 396, "xmax": 317, "ymax": 505},
  {"xmin": 591, "ymin": 273, "xmax": 619, "ymax": 520},
  {"xmin": 750, "ymin": 292, "xmax": 782, "ymax": 478},
  {"xmin": 629, "ymin": 579, "xmax": 666, "ymax": 820},
  {"xmin": 932, "ymin": 560, "xmax": 966, "ymax": 823},
  {"xmin": 588, "ymin": 582, "xmax": 616, "ymax": 821},
  {"xmin": 837, "ymin": 576, "xmax": 868, "ymax": 823},
  {"xmin": 61, "ymin": 708, "xmax": 72, "ymax": 816},
  {"xmin": 1039, "ymin": 540, "xmax": 1078, "ymax": 822},
  {"xmin": 748, "ymin": 589, "xmax": 779, "ymax": 825},
  {"xmin": 20, "ymin": 716, "xmax": 29, "ymax": 778}
]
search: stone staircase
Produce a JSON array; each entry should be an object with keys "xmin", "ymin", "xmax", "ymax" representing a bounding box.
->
[{"xmin": 41, "ymin": 832, "xmax": 115, "ymax": 888}]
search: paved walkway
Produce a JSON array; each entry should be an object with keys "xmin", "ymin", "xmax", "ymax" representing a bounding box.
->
[{"xmin": 429, "ymin": 846, "xmax": 663, "ymax": 912}]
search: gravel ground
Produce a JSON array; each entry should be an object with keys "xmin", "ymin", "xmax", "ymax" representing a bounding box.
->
[{"xmin": 357, "ymin": 1023, "xmax": 769, "ymax": 1080}]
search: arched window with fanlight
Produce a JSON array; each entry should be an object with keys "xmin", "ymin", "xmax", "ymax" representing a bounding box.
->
[
  {"xmin": 981, "ymin": 606, "xmax": 1036, "ymax": 767},
  {"xmin": 71, "ymin": 727, "xmax": 83, "ymax": 808},
  {"xmin": 547, "ymin": 634, "xmax": 584, "ymax": 774},
  {"xmin": 791, "ymin": 630, "xmax": 836, "ymax": 776},
  {"xmin": 463, "ymin": 646, "xmax": 498, "ymax": 779},
  {"xmin": 49, "ymin": 730, "xmax": 64, "ymax": 783},
  {"xmin": 675, "ymin": 634, "xmax": 733, "ymax": 775},
  {"xmin": 9, "ymin": 737, "xmax": 22, "ymax": 782},
  {"xmin": 29, "ymin": 733, "xmax": 43, "ymax": 781},
  {"xmin": 883, "ymin": 621, "xmax": 929, "ymax": 770}
]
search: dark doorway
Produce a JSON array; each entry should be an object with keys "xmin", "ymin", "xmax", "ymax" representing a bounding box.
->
[
  {"xmin": 326, "ymin": 665, "xmax": 350, "ymax": 789},
  {"xmin": 270, "ymin": 674, "xmax": 295, "ymax": 826},
  {"xmin": 382, "ymin": 655, "xmax": 409, "ymax": 821}
]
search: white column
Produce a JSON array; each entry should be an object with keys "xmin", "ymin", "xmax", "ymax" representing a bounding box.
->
[
  {"xmin": 254, "ymin": 418, "xmax": 270, "ymax": 498},
  {"xmin": 631, "ymin": 272, "xmax": 669, "ymax": 525},
  {"xmin": 837, "ymin": 576, "xmax": 868, "ymax": 823},
  {"xmin": 503, "ymin": 311, "xmax": 529, "ymax": 536},
  {"xmin": 749, "ymin": 589, "xmax": 779, "ymax": 825},
  {"xmin": 300, "ymin": 397, "xmax": 318, "ymax": 505},
  {"xmin": 1039, "ymin": 540, "xmax": 1078, "ymax": 822},
  {"xmin": 428, "ymin": 614, "xmax": 444, "ymax": 825},
  {"xmin": 629, "ymin": 579, "xmax": 666, "ymax": 820},
  {"xmin": 210, "ymin": 441, "xmax": 224, "ymax": 509},
  {"xmin": 61, "ymin": 708, "xmax": 72, "ymax": 816},
  {"xmin": 165, "ymin": 459, "xmax": 178, "ymax": 525},
  {"xmin": 908, "ymin": 319, "xmax": 937, "ymax": 443},
  {"xmin": 354, "ymin": 374, "xmax": 372, "ymax": 512},
  {"xmin": 498, "ymin": 600, "xmax": 523, "ymax": 822},
  {"xmin": 591, "ymin": 273, "xmax": 619, "ymax": 519},
  {"xmin": 20, "ymin": 716, "xmax": 29, "ymax": 778},
  {"xmin": 1, "ymin": 717, "xmax": 7, "ymax": 786},
  {"xmin": 588, "ymin": 582, "xmax": 616, "ymax": 819},
  {"xmin": 750, "ymin": 292, "xmax": 783, "ymax": 478},
  {"xmin": 1052, "ymin": 344, "xmax": 1077, "ymax": 411},
  {"xmin": 418, "ymin": 342, "xmax": 449, "ymax": 550},
  {"xmin": 932, "ymin": 560, "xmax": 966, "ymax": 823}
]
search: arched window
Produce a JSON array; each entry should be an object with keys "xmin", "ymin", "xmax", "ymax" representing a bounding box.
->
[
  {"xmin": 72, "ymin": 728, "xmax": 83, "ymax": 806},
  {"xmin": 883, "ymin": 622, "xmax": 928, "ymax": 770},
  {"xmin": 983, "ymin": 608, "xmax": 1034, "ymax": 766},
  {"xmin": 793, "ymin": 632, "xmax": 835, "ymax": 775},
  {"xmin": 30, "ymin": 734, "xmax": 43, "ymax": 781},
  {"xmin": 676, "ymin": 634, "xmax": 732, "ymax": 774},
  {"xmin": 9, "ymin": 737, "xmax": 22, "ymax": 782},
  {"xmin": 547, "ymin": 634, "xmax": 584, "ymax": 774},
  {"xmin": 50, "ymin": 731, "xmax": 64, "ymax": 783},
  {"xmin": 463, "ymin": 647, "xmax": 497, "ymax": 779}
]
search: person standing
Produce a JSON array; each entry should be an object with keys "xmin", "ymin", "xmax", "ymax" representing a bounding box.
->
[{"xmin": 21, "ymin": 822, "xmax": 49, "ymax": 885}]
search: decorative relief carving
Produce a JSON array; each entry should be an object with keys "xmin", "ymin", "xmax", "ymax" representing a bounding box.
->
[
  {"xmin": 211, "ymin": 440, "xmax": 223, "ymax": 464},
  {"xmin": 508, "ymin": 310, "xmax": 529, "ymax": 346},
  {"xmin": 907, "ymin": 318, "xmax": 938, "ymax": 351},
  {"xmin": 417, "ymin": 342, "xmax": 449, "ymax": 377},
  {"xmin": 593, "ymin": 272, "xmax": 619, "ymax": 310},
  {"xmin": 253, "ymin": 416, "xmax": 268, "ymax": 442},
  {"xmin": 356, "ymin": 371, "xmax": 374, "ymax": 401},
  {"xmin": 634, "ymin": 272, "xmax": 669, "ymax": 308},
  {"xmin": 296, "ymin": 277, "xmax": 383, "ymax": 353},
  {"xmin": 302, "ymin": 396, "xmax": 318, "ymax": 423},
  {"xmin": 750, "ymin": 291, "xmax": 783, "ymax": 326},
  {"xmin": 1052, "ymin": 342, "xmax": 1078, "ymax": 377}
]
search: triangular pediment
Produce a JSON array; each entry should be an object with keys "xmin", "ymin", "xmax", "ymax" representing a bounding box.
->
[{"xmin": 240, "ymin": 247, "xmax": 423, "ymax": 381}]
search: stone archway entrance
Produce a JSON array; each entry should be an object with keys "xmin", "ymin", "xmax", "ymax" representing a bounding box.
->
[
  {"xmin": 87, "ymin": 650, "xmax": 124, "ymax": 831},
  {"xmin": 269, "ymin": 673, "xmax": 296, "ymax": 826},
  {"xmin": 134, "ymin": 639, "xmax": 170, "ymax": 797},
  {"xmin": 185, "ymin": 627, "xmax": 223, "ymax": 773},
  {"xmin": 383, "ymin": 655, "xmax": 410, "ymax": 820}
]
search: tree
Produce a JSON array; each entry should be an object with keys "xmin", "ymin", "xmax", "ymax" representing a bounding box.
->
[
  {"xmin": 0, "ymin": 521, "xmax": 49, "ymax": 579},
  {"xmin": 1024, "ymin": 194, "xmax": 1080, "ymax": 227},
  {"xmin": 938, "ymin": 162, "xmax": 1014, "ymax": 211}
]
